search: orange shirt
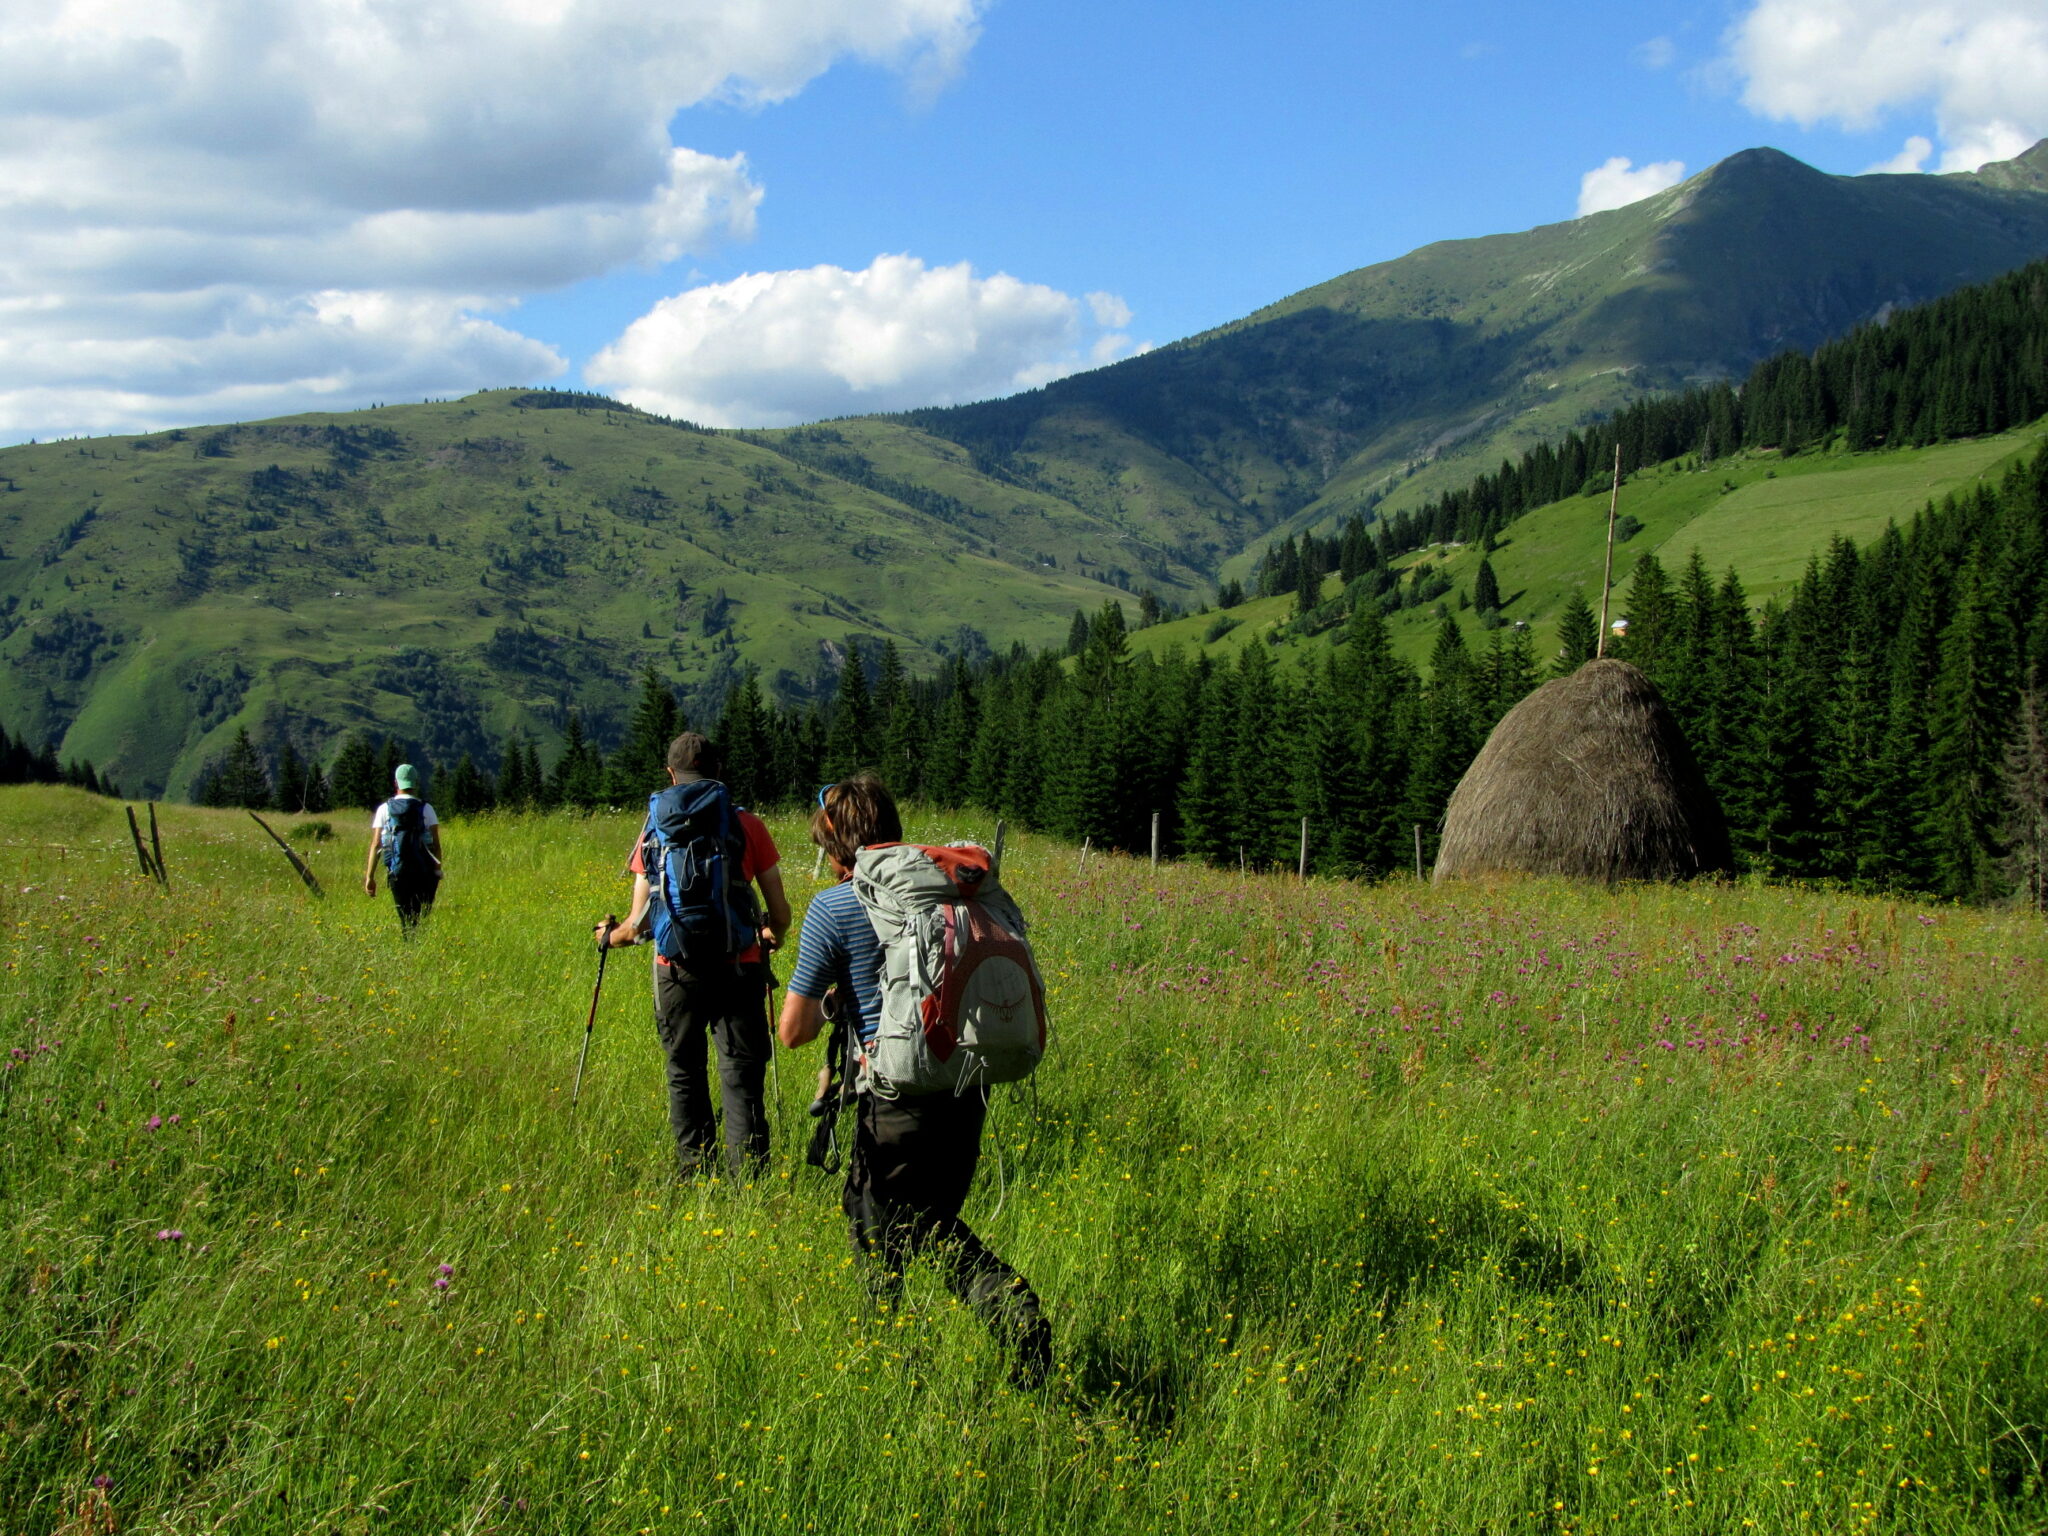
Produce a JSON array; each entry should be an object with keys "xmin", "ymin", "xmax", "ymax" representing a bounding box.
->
[{"xmin": 628, "ymin": 808, "xmax": 779, "ymax": 966}]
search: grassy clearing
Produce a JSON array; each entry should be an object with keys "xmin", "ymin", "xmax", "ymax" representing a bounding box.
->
[
  {"xmin": 1135, "ymin": 422, "xmax": 2048, "ymax": 678},
  {"xmin": 3, "ymin": 787, "xmax": 2045, "ymax": 1533}
]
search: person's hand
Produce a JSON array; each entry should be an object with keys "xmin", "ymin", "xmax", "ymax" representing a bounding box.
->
[
  {"xmin": 364, "ymin": 874, "xmax": 376, "ymax": 896},
  {"xmin": 593, "ymin": 916, "xmax": 620, "ymax": 953},
  {"xmin": 758, "ymin": 925, "xmax": 782, "ymax": 952}
]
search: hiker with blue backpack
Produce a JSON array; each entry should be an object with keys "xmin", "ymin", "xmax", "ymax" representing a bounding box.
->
[
  {"xmin": 777, "ymin": 774, "xmax": 1052, "ymax": 1386},
  {"xmin": 595, "ymin": 733, "xmax": 791, "ymax": 1181},
  {"xmin": 363, "ymin": 763, "xmax": 442, "ymax": 932}
]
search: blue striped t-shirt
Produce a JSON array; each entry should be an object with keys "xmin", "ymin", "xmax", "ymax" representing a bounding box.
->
[{"xmin": 786, "ymin": 880, "xmax": 884, "ymax": 1042}]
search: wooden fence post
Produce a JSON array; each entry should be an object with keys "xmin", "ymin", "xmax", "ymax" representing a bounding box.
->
[
  {"xmin": 1150, "ymin": 812, "xmax": 1160, "ymax": 871},
  {"xmin": 1414, "ymin": 824, "xmax": 1424, "ymax": 881},
  {"xmin": 1298, "ymin": 817, "xmax": 1309, "ymax": 880}
]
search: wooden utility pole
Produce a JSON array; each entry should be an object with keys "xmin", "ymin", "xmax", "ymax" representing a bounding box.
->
[{"xmin": 1596, "ymin": 443, "xmax": 1622, "ymax": 658}]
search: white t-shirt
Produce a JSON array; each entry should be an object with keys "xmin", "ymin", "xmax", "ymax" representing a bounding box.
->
[{"xmin": 371, "ymin": 796, "xmax": 440, "ymax": 833}]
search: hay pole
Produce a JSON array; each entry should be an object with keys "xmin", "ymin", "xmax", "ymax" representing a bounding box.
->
[
  {"xmin": 992, "ymin": 820, "xmax": 1007, "ymax": 882},
  {"xmin": 1596, "ymin": 442, "xmax": 1622, "ymax": 658},
  {"xmin": 1413, "ymin": 824, "xmax": 1424, "ymax": 881},
  {"xmin": 1298, "ymin": 817, "xmax": 1309, "ymax": 881},
  {"xmin": 1076, "ymin": 836, "xmax": 1091, "ymax": 875},
  {"xmin": 147, "ymin": 803, "xmax": 168, "ymax": 892},
  {"xmin": 247, "ymin": 812, "xmax": 325, "ymax": 898},
  {"xmin": 1150, "ymin": 812, "xmax": 1160, "ymax": 870},
  {"xmin": 123, "ymin": 806, "xmax": 159, "ymax": 882}
]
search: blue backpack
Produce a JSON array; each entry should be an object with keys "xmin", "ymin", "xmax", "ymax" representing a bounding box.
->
[
  {"xmin": 380, "ymin": 797, "xmax": 435, "ymax": 883},
  {"xmin": 643, "ymin": 780, "xmax": 759, "ymax": 967}
]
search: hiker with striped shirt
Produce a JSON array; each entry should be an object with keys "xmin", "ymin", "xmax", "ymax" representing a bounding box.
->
[{"xmin": 778, "ymin": 774, "xmax": 1051, "ymax": 1386}]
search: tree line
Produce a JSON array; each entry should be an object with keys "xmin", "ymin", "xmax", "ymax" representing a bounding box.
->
[
  {"xmin": 1246, "ymin": 255, "xmax": 2048, "ymax": 607},
  {"xmin": 186, "ymin": 438, "xmax": 2047, "ymax": 911},
  {"xmin": 0, "ymin": 719, "xmax": 120, "ymax": 798}
]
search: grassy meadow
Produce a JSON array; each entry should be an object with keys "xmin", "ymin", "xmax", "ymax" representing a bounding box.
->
[
  {"xmin": 3, "ymin": 787, "xmax": 2046, "ymax": 1533},
  {"xmin": 1132, "ymin": 421, "xmax": 2048, "ymax": 678}
]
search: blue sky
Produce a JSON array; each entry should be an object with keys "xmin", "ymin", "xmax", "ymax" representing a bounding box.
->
[{"xmin": 4, "ymin": 0, "xmax": 2043, "ymax": 444}]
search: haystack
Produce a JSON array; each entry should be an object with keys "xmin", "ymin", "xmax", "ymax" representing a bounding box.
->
[{"xmin": 1433, "ymin": 658, "xmax": 1730, "ymax": 884}]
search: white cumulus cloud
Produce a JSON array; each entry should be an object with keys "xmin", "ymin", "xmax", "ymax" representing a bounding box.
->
[
  {"xmin": 1577, "ymin": 157, "xmax": 1689, "ymax": 216},
  {"xmin": 1865, "ymin": 134, "xmax": 1936, "ymax": 174},
  {"xmin": 587, "ymin": 255, "xmax": 1140, "ymax": 427},
  {"xmin": 0, "ymin": 0, "xmax": 984, "ymax": 441},
  {"xmin": 1725, "ymin": 0, "xmax": 2048, "ymax": 171}
]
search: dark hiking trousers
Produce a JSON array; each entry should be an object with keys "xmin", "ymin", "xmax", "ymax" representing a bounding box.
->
[
  {"xmin": 843, "ymin": 1088, "xmax": 1051, "ymax": 1385},
  {"xmin": 390, "ymin": 873, "xmax": 439, "ymax": 934},
  {"xmin": 653, "ymin": 959, "xmax": 772, "ymax": 1178}
]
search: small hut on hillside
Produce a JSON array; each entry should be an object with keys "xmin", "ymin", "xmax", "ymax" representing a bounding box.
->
[{"xmin": 1433, "ymin": 658, "xmax": 1730, "ymax": 884}]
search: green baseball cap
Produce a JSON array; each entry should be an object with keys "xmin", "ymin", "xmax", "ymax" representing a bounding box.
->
[{"xmin": 394, "ymin": 763, "xmax": 420, "ymax": 792}]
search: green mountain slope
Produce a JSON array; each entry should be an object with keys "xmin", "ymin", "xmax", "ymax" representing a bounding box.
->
[
  {"xmin": 0, "ymin": 394, "xmax": 1211, "ymax": 795},
  {"xmin": 901, "ymin": 140, "xmax": 2048, "ymax": 580},
  {"xmin": 1127, "ymin": 419, "xmax": 2048, "ymax": 675},
  {"xmin": 10, "ymin": 140, "xmax": 2048, "ymax": 797}
]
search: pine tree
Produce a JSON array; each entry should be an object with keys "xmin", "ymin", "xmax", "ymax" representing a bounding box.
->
[
  {"xmin": 446, "ymin": 755, "xmax": 496, "ymax": 815},
  {"xmin": 926, "ymin": 659, "xmax": 979, "ymax": 808},
  {"xmin": 823, "ymin": 645, "xmax": 875, "ymax": 780},
  {"xmin": 199, "ymin": 726, "xmax": 272, "ymax": 810},
  {"xmin": 717, "ymin": 672, "xmax": 773, "ymax": 807},
  {"xmin": 328, "ymin": 732, "xmax": 384, "ymax": 810},
  {"xmin": 1472, "ymin": 557, "xmax": 1501, "ymax": 616},
  {"xmin": 1177, "ymin": 665, "xmax": 1239, "ymax": 864},
  {"xmin": 1999, "ymin": 670, "xmax": 2048, "ymax": 910},
  {"xmin": 1614, "ymin": 552, "xmax": 1675, "ymax": 683},
  {"xmin": 274, "ymin": 739, "xmax": 314, "ymax": 814},
  {"xmin": 606, "ymin": 668, "xmax": 681, "ymax": 801},
  {"xmin": 874, "ymin": 640, "xmax": 921, "ymax": 796},
  {"xmin": 1921, "ymin": 548, "xmax": 2019, "ymax": 901},
  {"xmin": 550, "ymin": 712, "xmax": 604, "ymax": 811},
  {"xmin": 1553, "ymin": 589, "xmax": 1598, "ymax": 675}
]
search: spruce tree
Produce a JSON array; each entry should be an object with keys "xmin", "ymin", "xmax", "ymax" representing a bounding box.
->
[
  {"xmin": 328, "ymin": 732, "xmax": 384, "ymax": 810},
  {"xmin": 200, "ymin": 726, "xmax": 272, "ymax": 810},
  {"xmin": 550, "ymin": 712, "xmax": 604, "ymax": 811},
  {"xmin": 822, "ymin": 645, "xmax": 875, "ymax": 780},
  {"xmin": 1921, "ymin": 549, "xmax": 2019, "ymax": 901},
  {"xmin": 607, "ymin": 668, "xmax": 681, "ymax": 801},
  {"xmin": 1177, "ymin": 665, "xmax": 1239, "ymax": 864},
  {"xmin": 1999, "ymin": 670, "xmax": 2048, "ymax": 910},
  {"xmin": 1552, "ymin": 589, "xmax": 1599, "ymax": 675},
  {"xmin": 1472, "ymin": 557, "xmax": 1501, "ymax": 616},
  {"xmin": 716, "ymin": 672, "xmax": 772, "ymax": 807}
]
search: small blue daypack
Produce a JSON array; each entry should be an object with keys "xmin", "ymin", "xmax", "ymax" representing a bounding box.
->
[
  {"xmin": 380, "ymin": 797, "xmax": 434, "ymax": 883},
  {"xmin": 643, "ymin": 780, "xmax": 758, "ymax": 968}
]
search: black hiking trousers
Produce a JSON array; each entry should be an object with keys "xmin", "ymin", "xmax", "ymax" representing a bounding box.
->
[
  {"xmin": 653, "ymin": 959, "xmax": 772, "ymax": 1178},
  {"xmin": 843, "ymin": 1088, "xmax": 1051, "ymax": 1385},
  {"xmin": 389, "ymin": 872, "xmax": 439, "ymax": 934}
]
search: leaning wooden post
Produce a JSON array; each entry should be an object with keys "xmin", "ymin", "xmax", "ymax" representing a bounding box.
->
[
  {"xmin": 1298, "ymin": 817, "xmax": 1309, "ymax": 881},
  {"xmin": 124, "ymin": 806, "xmax": 156, "ymax": 881},
  {"xmin": 147, "ymin": 803, "xmax": 168, "ymax": 891},
  {"xmin": 1150, "ymin": 812, "xmax": 1160, "ymax": 871},
  {"xmin": 992, "ymin": 820, "xmax": 1007, "ymax": 882},
  {"xmin": 1076, "ymin": 836, "xmax": 1091, "ymax": 876},
  {"xmin": 1596, "ymin": 442, "xmax": 1622, "ymax": 659},
  {"xmin": 248, "ymin": 812, "xmax": 324, "ymax": 897}
]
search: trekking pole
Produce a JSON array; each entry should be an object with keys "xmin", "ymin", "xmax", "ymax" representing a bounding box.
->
[{"xmin": 573, "ymin": 920, "xmax": 616, "ymax": 1107}]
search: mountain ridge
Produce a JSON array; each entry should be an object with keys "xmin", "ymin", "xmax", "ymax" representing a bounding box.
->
[{"xmin": 6, "ymin": 139, "xmax": 2048, "ymax": 794}]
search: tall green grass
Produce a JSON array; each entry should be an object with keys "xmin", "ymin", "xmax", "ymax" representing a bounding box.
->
[{"xmin": 3, "ymin": 787, "xmax": 2044, "ymax": 1533}]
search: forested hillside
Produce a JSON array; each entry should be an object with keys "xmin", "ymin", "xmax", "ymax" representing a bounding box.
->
[{"xmin": 117, "ymin": 253, "xmax": 2048, "ymax": 909}]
